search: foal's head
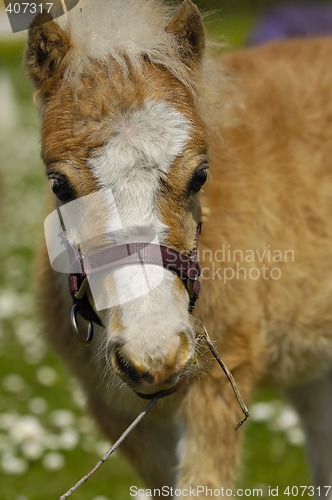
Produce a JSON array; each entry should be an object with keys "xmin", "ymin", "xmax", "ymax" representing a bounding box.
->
[{"xmin": 26, "ymin": 0, "xmax": 208, "ymax": 398}]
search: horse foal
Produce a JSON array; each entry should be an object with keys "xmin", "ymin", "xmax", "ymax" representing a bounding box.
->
[{"xmin": 25, "ymin": 0, "xmax": 332, "ymax": 497}]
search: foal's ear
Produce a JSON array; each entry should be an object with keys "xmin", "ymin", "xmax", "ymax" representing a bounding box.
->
[
  {"xmin": 25, "ymin": 13, "xmax": 70, "ymax": 90},
  {"xmin": 166, "ymin": 0, "xmax": 205, "ymax": 66}
]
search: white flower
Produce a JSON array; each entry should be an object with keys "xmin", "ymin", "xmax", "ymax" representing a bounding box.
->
[
  {"xmin": 36, "ymin": 366, "xmax": 57, "ymax": 386},
  {"xmin": 1, "ymin": 453, "xmax": 28, "ymax": 475},
  {"xmin": 24, "ymin": 343, "xmax": 47, "ymax": 365},
  {"xmin": 250, "ymin": 402, "xmax": 277, "ymax": 423},
  {"xmin": 42, "ymin": 452, "xmax": 65, "ymax": 471},
  {"xmin": 21, "ymin": 440, "xmax": 45, "ymax": 460},
  {"xmin": 14, "ymin": 319, "xmax": 38, "ymax": 347},
  {"xmin": 0, "ymin": 291, "xmax": 19, "ymax": 319},
  {"xmin": 59, "ymin": 428, "xmax": 80, "ymax": 450},
  {"xmin": 49, "ymin": 409, "xmax": 75, "ymax": 428},
  {"xmin": 28, "ymin": 397, "xmax": 48, "ymax": 415},
  {"xmin": 77, "ymin": 416, "xmax": 94, "ymax": 433},
  {"xmin": 9, "ymin": 416, "xmax": 44, "ymax": 444},
  {"xmin": 270, "ymin": 406, "xmax": 299, "ymax": 432},
  {"xmin": 2, "ymin": 374, "xmax": 26, "ymax": 394},
  {"xmin": 0, "ymin": 412, "xmax": 19, "ymax": 430},
  {"xmin": 287, "ymin": 427, "xmax": 305, "ymax": 446}
]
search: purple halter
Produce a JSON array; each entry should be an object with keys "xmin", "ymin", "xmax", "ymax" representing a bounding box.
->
[{"xmin": 69, "ymin": 223, "xmax": 202, "ymax": 344}]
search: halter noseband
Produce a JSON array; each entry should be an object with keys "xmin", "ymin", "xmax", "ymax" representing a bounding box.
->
[{"xmin": 69, "ymin": 223, "xmax": 202, "ymax": 344}]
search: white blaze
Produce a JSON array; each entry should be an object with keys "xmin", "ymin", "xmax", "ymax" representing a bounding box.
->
[{"xmin": 87, "ymin": 99, "xmax": 191, "ymax": 339}]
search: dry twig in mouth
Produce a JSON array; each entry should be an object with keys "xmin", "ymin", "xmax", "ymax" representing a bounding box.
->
[
  {"xmin": 60, "ymin": 320, "xmax": 248, "ymax": 497},
  {"xmin": 59, "ymin": 398, "xmax": 158, "ymax": 499},
  {"xmin": 198, "ymin": 317, "xmax": 250, "ymax": 430}
]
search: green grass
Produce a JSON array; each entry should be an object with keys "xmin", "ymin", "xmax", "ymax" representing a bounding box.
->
[
  {"xmin": 0, "ymin": 9, "xmax": 313, "ymax": 500},
  {"xmin": 242, "ymin": 408, "xmax": 310, "ymax": 495},
  {"xmin": 205, "ymin": 10, "xmax": 260, "ymax": 48}
]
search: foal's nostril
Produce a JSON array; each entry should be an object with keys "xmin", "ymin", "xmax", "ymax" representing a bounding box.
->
[
  {"xmin": 113, "ymin": 349, "xmax": 154, "ymax": 383},
  {"xmin": 176, "ymin": 331, "xmax": 193, "ymax": 365}
]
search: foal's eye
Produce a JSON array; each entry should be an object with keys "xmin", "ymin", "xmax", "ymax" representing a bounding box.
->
[
  {"xmin": 189, "ymin": 164, "xmax": 208, "ymax": 193},
  {"xmin": 48, "ymin": 174, "xmax": 73, "ymax": 202}
]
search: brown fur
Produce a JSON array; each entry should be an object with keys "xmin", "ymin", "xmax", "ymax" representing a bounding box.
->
[
  {"xmin": 26, "ymin": 1, "xmax": 332, "ymax": 497},
  {"xmin": 26, "ymin": 13, "xmax": 71, "ymax": 92},
  {"xmin": 165, "ymin": 0, "xmax": 205, "ymax": 64}
]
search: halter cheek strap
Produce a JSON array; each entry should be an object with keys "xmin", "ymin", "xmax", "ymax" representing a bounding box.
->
[{"xmin": 69, "ymin": 223, "xmax": 202, "ymax": 344}]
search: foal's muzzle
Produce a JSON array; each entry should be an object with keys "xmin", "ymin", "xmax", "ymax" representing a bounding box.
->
[{"xmin": 109, "ymin": 330, "xmax": 194, "ymax": 398}]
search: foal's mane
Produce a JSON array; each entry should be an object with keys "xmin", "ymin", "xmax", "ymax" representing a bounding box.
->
[{"xmin": 56, "ymin": 0, "xmax": 196, "ymax": 90}]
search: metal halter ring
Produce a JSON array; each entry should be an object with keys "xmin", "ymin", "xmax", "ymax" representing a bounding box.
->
[{"xmin": 70, "ymin": 303, "xmax": 94, "ymax": 346}]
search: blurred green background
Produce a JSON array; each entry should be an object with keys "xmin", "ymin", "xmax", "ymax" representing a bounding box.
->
[{"xmin": 0, "ymin": 1, "xmax": 330, "ymax": 499}]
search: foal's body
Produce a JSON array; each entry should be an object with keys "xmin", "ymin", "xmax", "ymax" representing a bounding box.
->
[{"xmin": 27, "ymin": 1, "xmax": 332, "ymax": 497}]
